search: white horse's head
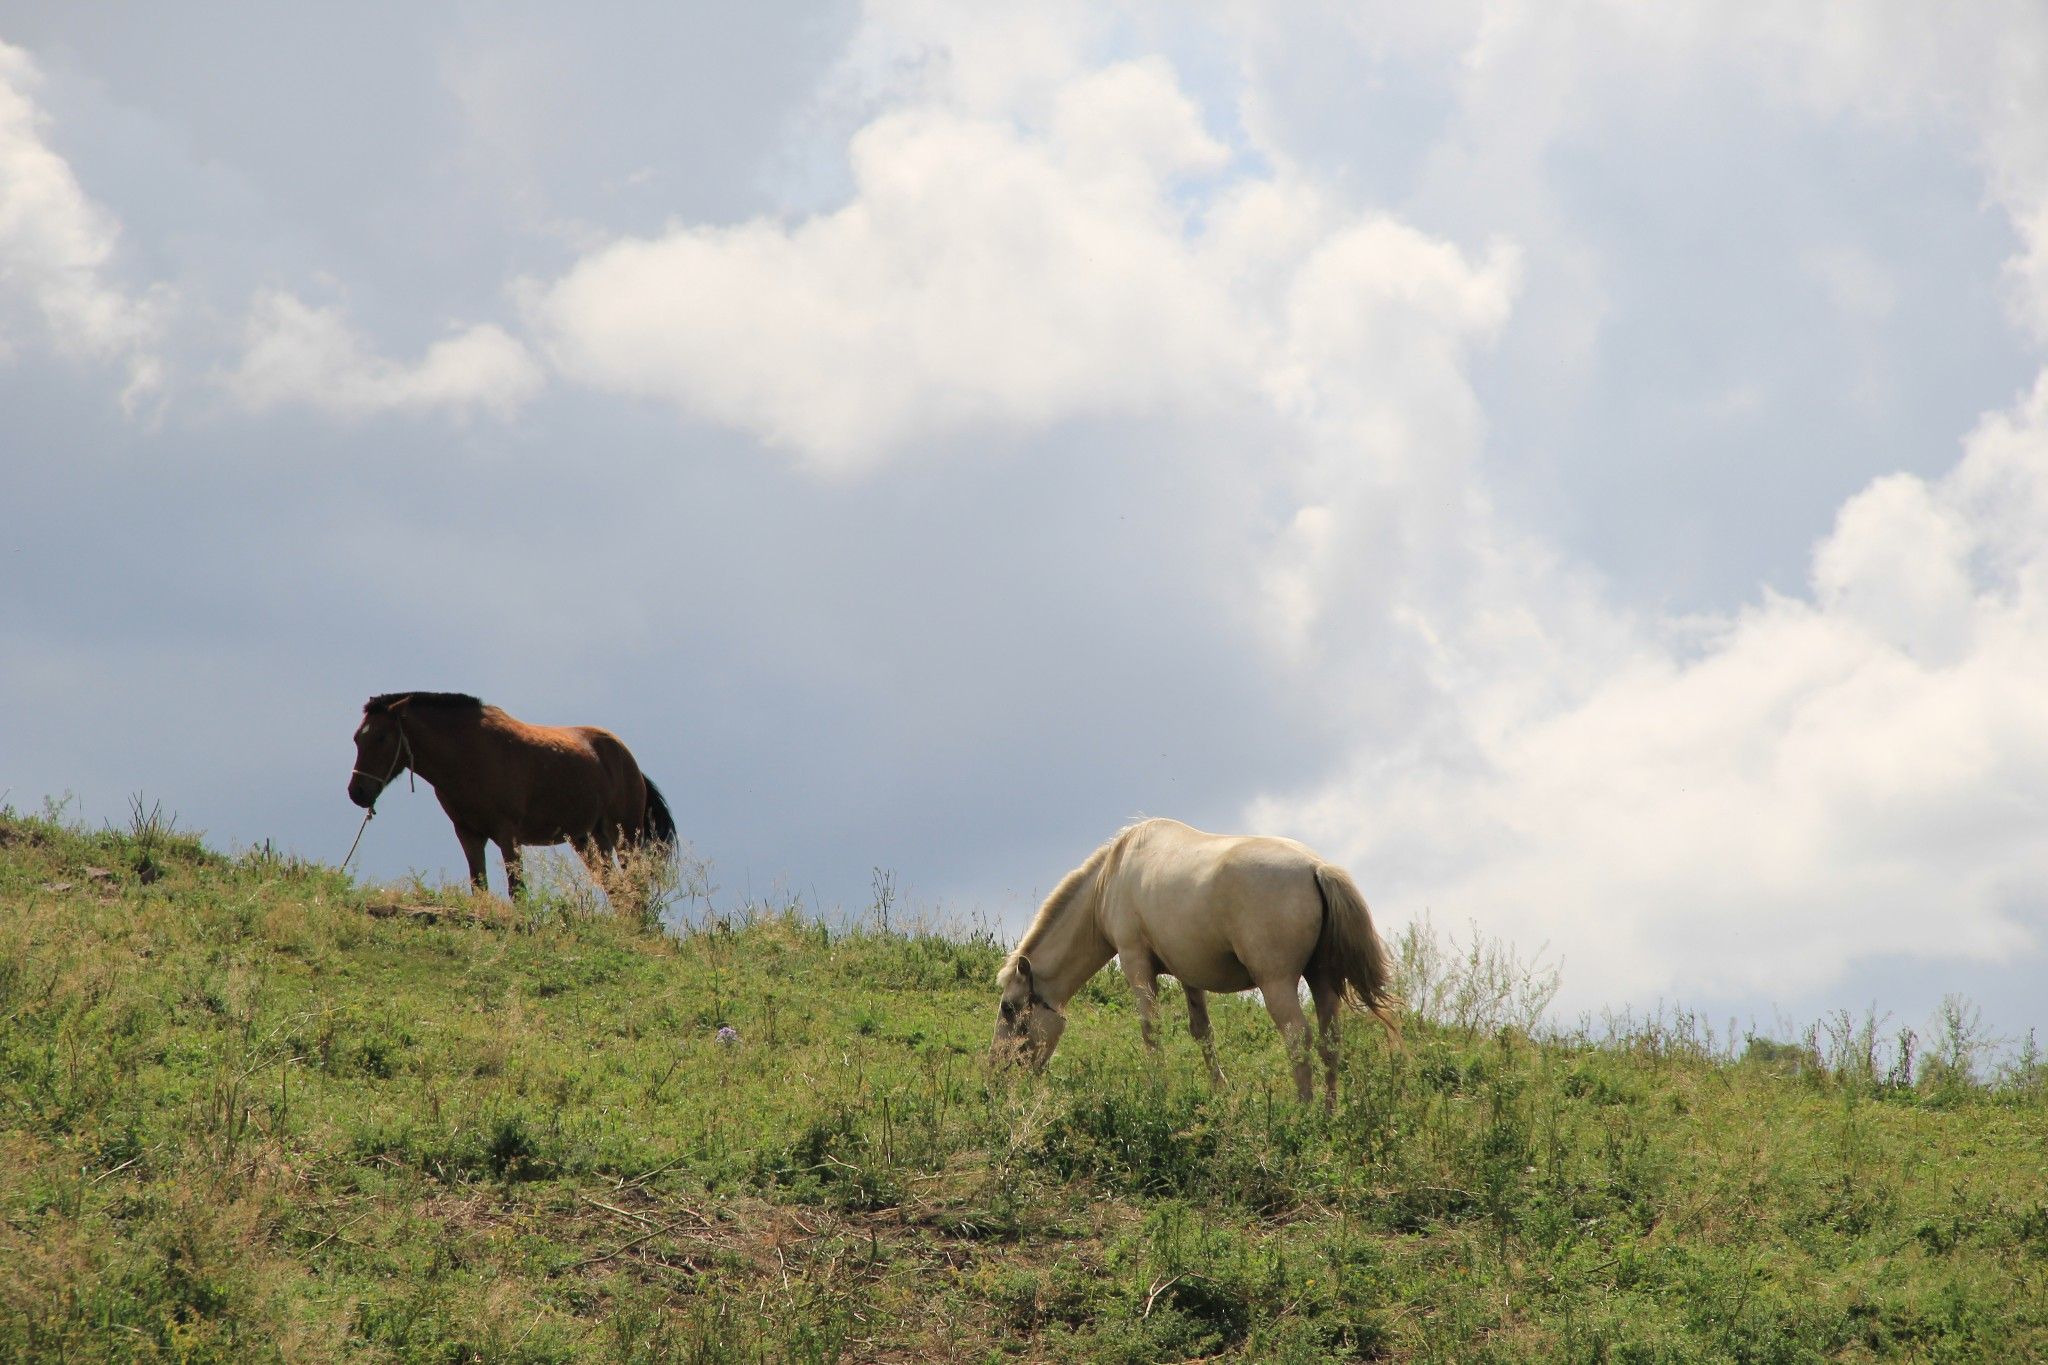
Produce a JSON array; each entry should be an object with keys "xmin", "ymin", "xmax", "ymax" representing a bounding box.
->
[{"xmin": 991, "ymin": 955, "xmax": 1065, "ymax": 1070}]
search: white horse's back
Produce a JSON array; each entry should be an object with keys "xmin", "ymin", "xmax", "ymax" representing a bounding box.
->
[{"xmin": 1106, "ymin": 819, "xmax": 1327, "ymax": 993}]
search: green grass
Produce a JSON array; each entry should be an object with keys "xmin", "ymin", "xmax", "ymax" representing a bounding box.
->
[{"xmin": 2, "ymin": 804, "xmax": 2044, "ymax": 1362}]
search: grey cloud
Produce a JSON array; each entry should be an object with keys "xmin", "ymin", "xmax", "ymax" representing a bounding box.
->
[{"xmin": 5, "ymin": 2, "xmax": 2047, "ymax": 1048}]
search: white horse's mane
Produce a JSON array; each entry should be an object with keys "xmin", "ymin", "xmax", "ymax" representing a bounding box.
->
[{"xmin": 1004, "ymin": 823, "xmax": 1144, "ymax": 972}]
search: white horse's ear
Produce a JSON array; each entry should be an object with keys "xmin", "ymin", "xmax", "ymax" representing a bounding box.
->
[{"xmin": 1002, "ymin": 957, "xmax": 1033, "ymax": 1007}]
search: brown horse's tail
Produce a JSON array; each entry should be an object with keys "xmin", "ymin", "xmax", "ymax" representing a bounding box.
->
[
  {"xmin": 1310, "ymin": 864, "xmax": 1402, "ymax": 1042},
  {"xmin": 639, "ymin": 777, "xmax": 677, "ymax": 850}
]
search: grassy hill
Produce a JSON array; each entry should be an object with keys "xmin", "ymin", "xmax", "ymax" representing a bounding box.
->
[{"xmin": 2, "ymin": 804, "xmax": 2044, "ymax": 1362}]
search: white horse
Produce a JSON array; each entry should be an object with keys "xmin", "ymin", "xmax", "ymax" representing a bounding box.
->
[{"xmin": 991, "ymin": 818, "xmax": 1400, "ymax": 1107}]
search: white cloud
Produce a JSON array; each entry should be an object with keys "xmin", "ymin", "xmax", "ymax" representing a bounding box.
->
[
  {"xmin": 1805, "ymin": 244, "xmax": 1897, "ymax": 321},
  {"xmin": 1763, "ymin": 4, "xmax": 2048, "ymax": 342},
  {"xmin": 8, "ymin": 0, "xmax": 2048, "ymax": 1025},
  {"xmin": 528, "ymin": 32, "xmax": 1515, "ymax": 475},
  {"xmin": 0, "ymin": 40, "xmax": 165, "ymax": 405},
  {"xmin": 1242, "ymin": 2, "xmax": 2048, "ymax": 1010},
  {"xmin": 5, "ymin": 38, "xmax": 548, "ymax": 425},
  {"xmin": 1434, "ymin": 1, "xmax": 2048, "ymax": 331},
  {"xmin": 529, "ymin": 0, "xmax": 2048, "ymax": 1014},
  {"xmin": 530, "ymin": 4, "xmax": 2048, "ymax": 1011},
  {"xmin": 1812, "ymin": 474, "xmax": 1976, "ymax": 662},
  {"xmin": 2006, "ymin": 202, "xmax": 2048, "ymax": 347},
  {"xmin": 223, "ymin": 290, "xmax": 542, "ymax": 420},
  {"xmin": 1258, "ymin": 380, "xmax": 2048, "ymax": 1007}
]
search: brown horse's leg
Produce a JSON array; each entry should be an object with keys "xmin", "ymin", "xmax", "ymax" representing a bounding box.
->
[
  {"xmin": 576, "ymin": 838, "xmax": 609, "ymax": 890},
  {"xmin": 454, "ymin": 826, "xmax": 491, "ymax": 894},
  {"xmin": 1119, "ymin": 949, "xmax": 1162, "ymax": 1051},
  {"xmin": 1309, "ymin": 978, "xmax": 1342, "ymax": 1113},
  {"xmin": 584, "ymin": 824, "xmax": 628, "ymax": 900},
  {"xmin": 1258, "ymin": 977, "xmax": 1315, "ymax": 1104},
  {"xmin": 1186, "ymin": 988, "xmax": 1225, "ymax": 1085},
  {"xmin": 498, "ymin": 839, "xmax": 525, "ymax": 899}
]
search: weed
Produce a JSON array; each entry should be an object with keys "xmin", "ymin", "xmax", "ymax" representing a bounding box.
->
[
  {"xmin": 121, "ymin": 793, "xmax": 180, "ymax": 884},
  {"xmin": 1394, "ymin": 911, "xmax": 1562, "ymax": 1034}
]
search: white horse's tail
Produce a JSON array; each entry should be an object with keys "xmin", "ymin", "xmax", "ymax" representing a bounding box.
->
[{"xmin": 1311, "ymin": 864, "xmax": 1403, "ymax": 1041}]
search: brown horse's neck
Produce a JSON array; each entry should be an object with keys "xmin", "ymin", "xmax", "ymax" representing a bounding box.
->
[
  {"xmin": 1013, "ymin": 840, "xmax": 1119, "ymax": 1009},
  {"xmin": 394, "ymin": 705, "xmax": 489, "ymax": 788}
]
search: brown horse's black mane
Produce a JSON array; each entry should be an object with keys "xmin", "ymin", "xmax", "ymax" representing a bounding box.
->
[{"xmin": 364, "ymin": 691, "xmax": 483, "ymax": 715}]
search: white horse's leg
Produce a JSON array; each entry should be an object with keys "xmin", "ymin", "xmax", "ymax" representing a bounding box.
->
[
  {"xmin": 1309, "ymin": 978, "xmax": 1342, "ymax": 1113},
  {"xmin": 1186, "ymin": 988, "xmax": 1225, "ymax": 1086},
  {"xmin": 1120, "ymin": 950, "xmax": 1162, "ymax": 1051},
  {"xmin": 1258, "ymin": 977, "xmax": 1315, "ymax": 1103}
]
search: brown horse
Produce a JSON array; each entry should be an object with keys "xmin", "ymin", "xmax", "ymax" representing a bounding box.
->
[{"xmin": 345, "ymin": 692, "xmax": 675, "ymax": 897}]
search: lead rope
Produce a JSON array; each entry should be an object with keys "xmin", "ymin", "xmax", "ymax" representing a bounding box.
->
[
  {"xmin": 339, "ymin": 808, "xmax": 376, "ymax": 873},
  {"xmin": 340, "ymin": 723, "xmax": 417, "ymax": 872}
]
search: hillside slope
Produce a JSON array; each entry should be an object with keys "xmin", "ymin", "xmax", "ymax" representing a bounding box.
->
[{"xmin": 1, "ymin": 807, "xmax": 2044, "ymax": 1362}]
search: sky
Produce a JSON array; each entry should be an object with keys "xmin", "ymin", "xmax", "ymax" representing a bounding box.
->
[{"xmin": 5, "ymin": 2, "xmax": 2047, "ymax": 1045}]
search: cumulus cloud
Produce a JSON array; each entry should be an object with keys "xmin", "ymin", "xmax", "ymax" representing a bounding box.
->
[
  {"xmin": 20, "ymin": 0, "xmax": 2033, "ymax": 1016},
  {"xmin": 222, "ymin": 290, "xmax": 543, "ymax": 420},
  {"xmin": 527, "ymin": 34, "xmax": 1515, "ymax": 474},
  {"xmin": 5, "ymin": 37, "xmax": 547, "ymax": 424},
  {"xmin": 0, "ymin": 40, "xmax": 165, "ymax": 406},
  {"xmin": 525, "ymin": 0, "xmax": 2048, "ymax": 1019},
  {"xmin": 1258, "ymin": 378, "xmax": 2048, "ymax": 1006},
  {"xmin": 1419, "ymin": 1, "xmax": 2048, "ymax": 334},
  {"xmin": 524, "ymin": 2, "xmax": 2048, "ymax": 1012},
  {"xmin": 1243, "ymin": 1, "xmax": 2048, "ymax": 1009}
]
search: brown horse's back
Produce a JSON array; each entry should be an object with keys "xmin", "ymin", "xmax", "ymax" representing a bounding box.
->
[
  {"xmin": 473, "ymin": 716, "xmax": 632, "ymax": 838},
  {"xmin": 569, "ymin": 725, "xmax": 649, "ymax": 827}
]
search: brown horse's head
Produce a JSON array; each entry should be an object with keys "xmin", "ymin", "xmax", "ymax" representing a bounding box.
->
[
  {"xmin": 347, "ymin": 697, "xmax": 413, "ymax": 809},
  {"xmin": 990, "ymin": 955, "xmax": 1065, "ymax": 1070}
]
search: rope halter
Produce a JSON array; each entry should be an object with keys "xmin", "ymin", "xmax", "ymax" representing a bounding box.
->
[
  {"xmin": 341, "ymin": 719, "xmax": 417, "ymax": 871},
  {"xmin": 350, "ymin": 719, "xmax": 417, "ymax": 805}
]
